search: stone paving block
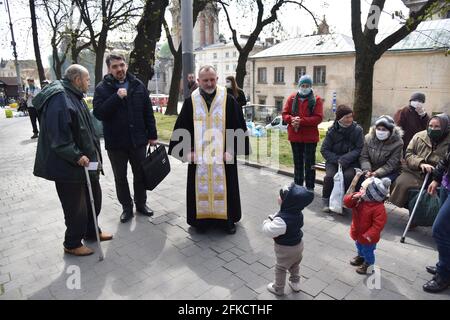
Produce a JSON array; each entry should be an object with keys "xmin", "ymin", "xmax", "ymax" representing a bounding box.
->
[
  {"xmin": 224, "ymin": 259, "xmax": 249, "ymax": 273},
  {"xmin": 257, "ymin": 256, "xmax": 275, "ymax": 269},
  {"xmin": 299, "ymin": 277, "xmax": 329, "ymax": 297},
  {"xmin": 217, "ymin": 251, "xmax": 237, "ymax": 262},
  {"xmin": 314, "ymin": 292, "xmax": 335, "ymax": 300},
  {"xmin": 323, "ymin": 280, "xmax": 353, "ymax": 300},
  {"xmin": 180, "ymin": 244, "xmax": 203, "ymax": 257},
  {"xmin": 248, "ymin": 261, "xmax": 269, "ymax": 275},
  {"xmin": 204, "ymin": 257, "xmax": 227, "ymax": 271},
  {"xmin": 184, "ymin": 280, "xmax": 213, "ymax": 298},
  {"xmin": 228, "ymin": 285, "xmax": 257, "ymax": 300},
  {"xmin": 239, "ymin": 253, "xmax": 261, "ymax": 265}
]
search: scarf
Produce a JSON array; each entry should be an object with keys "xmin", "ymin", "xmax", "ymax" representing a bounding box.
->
[{"xmin": 292, "ymin": 90, "xmax": 316, "ymax": 116}]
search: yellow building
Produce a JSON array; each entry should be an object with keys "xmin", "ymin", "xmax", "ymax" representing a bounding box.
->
[{"xmin": 249, "ymin": 19, "xmax": 450, "ymax": 121}]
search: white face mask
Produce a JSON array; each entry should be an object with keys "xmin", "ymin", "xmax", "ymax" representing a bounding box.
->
[
  {"xmin": 410, "ymin": 101, "xmax": 423, "ymax": 109},
  {"xmin": 225, "ymin": 81, "xmax": 232, "ymax": 89},
  {"xmin": 299, "ymin": 88, "xmax": 311, "ymax": 96},
  {"xmin": 376, "ymin": 129, "xmax": 390, "ymax": 141}
]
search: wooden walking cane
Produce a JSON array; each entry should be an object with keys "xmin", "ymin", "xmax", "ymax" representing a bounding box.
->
[
  {"xmin": 84, "ymin": 167, "xmax": 104, "ymax": 261},
  {"xmin": 345, "ymin": 168, "xmax": 364, "ymax": 195}
]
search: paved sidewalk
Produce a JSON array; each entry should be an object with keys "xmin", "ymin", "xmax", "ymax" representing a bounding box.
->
[{"xmin": 0, "ymin": 116, "xmax": 448, "ymax": 300}]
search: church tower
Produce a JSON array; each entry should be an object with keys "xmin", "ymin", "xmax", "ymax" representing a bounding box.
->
[{"xmin": 170, "ymin": 1, "xmax": 220, "ymax": 49}]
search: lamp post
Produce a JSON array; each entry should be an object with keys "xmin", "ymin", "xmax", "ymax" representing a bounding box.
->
[
  {"xmin": 155, "ymin": 60, "xmax": 160, "ymax": 112},
  {"xmin": 181, "ymin": 0, "xmax": 194, "ymax": 99},
  {"xmin": 2, "ymin": 0, "xmax": 23, "ymax": 97}
]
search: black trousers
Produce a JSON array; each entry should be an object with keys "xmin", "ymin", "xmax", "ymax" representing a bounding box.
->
[
  {"xmin": 28, "ymin": 107, "xmax": 39, "ymax": 134},
  {"xmin": 55, "ymin": 178, "xmax": 102, "ymax": 249},
  {"xmin": 322, "ymin": 163, "xmax": 356, "ymax": 199},
  {"xmin": 107, "ymin": 146, "xmax": 147, "ymax": 210},
  {"xmin": 291, "ymin": 142, "xmax": 317, "ymax": 189}
]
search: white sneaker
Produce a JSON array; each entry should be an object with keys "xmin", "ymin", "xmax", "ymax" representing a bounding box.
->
[
  {"xmin": 267, "ymin": 282, "xmax": 284, "ymax": 296},
  {"xmin": 288, "ymin": 280, "xmax": 301, "ymax": 292},
  {"xmin": 322, "ymin": 206, "xmax": 331, "ymax": 213}
]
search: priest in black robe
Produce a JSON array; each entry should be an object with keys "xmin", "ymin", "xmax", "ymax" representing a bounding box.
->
[{"xmin": 168, "ymin": 66, "xmax": 250, "ymax": 234}]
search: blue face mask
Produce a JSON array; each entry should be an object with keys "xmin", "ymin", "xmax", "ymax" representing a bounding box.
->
[{"xmin": 299, "ymin": 87, "xmax": 311, "ymax": 96}]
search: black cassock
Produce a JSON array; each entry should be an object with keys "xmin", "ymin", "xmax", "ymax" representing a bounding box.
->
[{"xmin": 168, "ymin": 92, "xmax": 250, "ymax": 227}]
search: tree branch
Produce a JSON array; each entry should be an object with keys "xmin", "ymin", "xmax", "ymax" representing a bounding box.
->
[
  {"xmin": 217, "ymin": 0, "xmax": 242, "ymax": 51},
  {"xmin": 163, "ymin": 17, "xmax": 177, "ymax": 56},
  {"xmin": 375, "ymin": 0, "xmax": 440, "ymax": 57},
  {"xmin": 351, "ymin": 0, "xmax": 364, "ymax": 46}
]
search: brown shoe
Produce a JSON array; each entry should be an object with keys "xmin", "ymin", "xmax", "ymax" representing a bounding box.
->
[
  {"xmin": 356, "ymin": 262, "xmax": 372, "ymax": 275},
  {"xmin": 64, "ymin": 245, "xmax": 94, "ymax": 256},
  {"xmin": 99, "ymin": 232, "xmax": 113, "ymax": 241},
  {"xmin": 84, "ymin": 232, "xmax": 113, "ymax": 242},
  {"xmin": 350, "ymin": 255, "xmax": 365, "ymax": 266}
]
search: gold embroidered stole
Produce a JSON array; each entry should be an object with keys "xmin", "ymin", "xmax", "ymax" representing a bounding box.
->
[{"xmin": 192, "ymin": 86, "xmax": 227, "ymax": 220}]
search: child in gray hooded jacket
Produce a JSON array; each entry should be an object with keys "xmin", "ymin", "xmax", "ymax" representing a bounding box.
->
[{"xmin": 262, "ymin": 183, "xmax": 314, "ymax": 295}]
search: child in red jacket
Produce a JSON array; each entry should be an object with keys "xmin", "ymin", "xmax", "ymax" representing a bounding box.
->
[{"xmin": 344, "ymin": 177, "xmax": 390, "ymax": 274}]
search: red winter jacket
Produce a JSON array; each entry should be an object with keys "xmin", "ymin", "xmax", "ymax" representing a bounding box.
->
[
  {"xmin": 282, "ymin": 92, "xmax": 323, "ymax": 143},
  {"xmin": 344, "ymin": 193, "xmax": 387, "ymax": 245}
]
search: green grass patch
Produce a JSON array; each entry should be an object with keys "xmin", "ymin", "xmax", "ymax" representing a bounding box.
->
[{"xmin": 154, "ymin": 113, "xmax": 325, "ymax": 169}]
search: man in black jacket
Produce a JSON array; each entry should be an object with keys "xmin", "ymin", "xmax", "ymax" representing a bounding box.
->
[
  {"xmin": 93, "ymin": 53, "xmax": 158, "ymax": 223},
  {"xmin": 33, "ymin": 64, "xmax": 112, "ymax": 256}
]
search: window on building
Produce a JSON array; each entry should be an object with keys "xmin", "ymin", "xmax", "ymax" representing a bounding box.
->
[
  {"xmin": 233, "ymin": 51, "xmax": 237, "ymax": 58},
  {"xmin": 274, "ymin": 97, "xmax": 284, "ymax": 112},
  {"xmin": 225, "ymin": 52, "xmax": 229, "ymax": 58},
  {"xmin": 313, "ymin": 66, "xmax": 326, "ymax": 85},
  {"xmin": 226, "ymin": 64, "xmax": 229, "ymax": 71},
  {"xmin": 213, "ymin": 53, "xmax": 218, "ymax": 59},
  {"xmin": 258, "ymin": 96, "xmax": 267, "ymax": 105},
  {"xmin": 257, "ymin": 67, "xmax": 267, "ymax": 83},
  {"xmin": 233, "ymin": 64, "xmax": 237, "ymax": 71},
  {"xmin": 295, "ymin": 66, "xmax": 306, "ymax": 83},
  {"xmin": 274, "ymin": 67, "xmax": 285, "ymax": 84}
]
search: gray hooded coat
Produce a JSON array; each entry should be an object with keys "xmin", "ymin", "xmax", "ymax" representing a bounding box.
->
[{"xmin": 359, "ymin": 125, "xmax": 404, "ymax": 177}]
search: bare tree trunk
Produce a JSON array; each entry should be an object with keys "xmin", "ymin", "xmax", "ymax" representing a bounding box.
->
[
  {"xmin": 350, "ymin": 0, "xmax": 441, "ymax": 132},
  {"xmin": 235, "ymin": 50, "xmax": 250, "ymax": 89},
  {"xmin": 165, "ymin": 46, "xmax": 182, "ymax": 115},
  {"xmin": 30, "ymin": 0, "xmax": 46, "ymax": 82},
  {"xmin": 353, "ymin": 54, "xmax": 375, "ymax": 132},
  {"xmin": 94, "ymin": 29, "xmax": 108, "ymax": 85},
  {"xmin": 128, "ymin": 0, "xmax": 169, "ymax": 86}
]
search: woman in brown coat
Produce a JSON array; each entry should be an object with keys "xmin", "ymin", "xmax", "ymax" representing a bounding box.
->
[{"xmin": 390, "ymin": 114, "xmax": 450, "ymax": 208}]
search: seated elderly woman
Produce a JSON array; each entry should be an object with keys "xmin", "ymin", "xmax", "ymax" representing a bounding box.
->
[
  {"xmin": 359, "ymin": 115, "xmax": 404, "ymax": 183},
  {"xmin": 320, "ymin": 105, "xmax": 364, "ymax": 212},
  {"xmin": 390, "ymin": 113, "xmax": 450, "ymax": 208}
]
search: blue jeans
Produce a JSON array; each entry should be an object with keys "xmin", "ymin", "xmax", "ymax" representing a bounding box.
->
[
  {"xmin": 356, "ymin": 242, "xmax": 377, "ymax": 265},
  {"xmin": 432, "ymin": 187, "xmax": 450, "ymax": 281}
]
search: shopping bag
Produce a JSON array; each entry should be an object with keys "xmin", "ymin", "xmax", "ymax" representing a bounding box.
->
[
  {"xmin": 329, "ymin": 164, "xmax": 344, "ymax": 214},
  {"xmin": 141, "ymin": 144, "xmax": 171, "ymax": 190},
  {"xmin": 408, "ymin": 190, "xmax": 441, "ymax": 227}
]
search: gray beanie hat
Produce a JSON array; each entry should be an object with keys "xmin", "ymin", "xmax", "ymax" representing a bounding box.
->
[
  {"xmin": 375, "ymin": 115, "xmax": 395, "ymax": 132},
  {"xmin": 410, "ymin": 92, "xmax": 426, "ymax": 103},
  {"xmin": 362, "ymin": 177, "xmax": 391, "ymax": 202}
]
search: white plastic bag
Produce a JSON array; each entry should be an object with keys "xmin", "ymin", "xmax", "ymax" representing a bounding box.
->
[{"xmin": 329, "ymin": 164, "xmax": 344, "ymax": 214}]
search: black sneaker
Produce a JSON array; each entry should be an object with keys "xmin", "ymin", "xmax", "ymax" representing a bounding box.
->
[{"xmin": 31, "ymin": 133, "xmax": 38, "ymax": 139}]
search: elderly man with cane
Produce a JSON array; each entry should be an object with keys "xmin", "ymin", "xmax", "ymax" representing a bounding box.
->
[{"xmin": 33, "ymin": 64, "xmax": 112, "ymax": 256}]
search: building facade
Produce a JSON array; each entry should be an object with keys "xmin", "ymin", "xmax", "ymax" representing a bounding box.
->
[{"xmin": 249, "ymin": 19, "xmax": 450, "ymax": 121}]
